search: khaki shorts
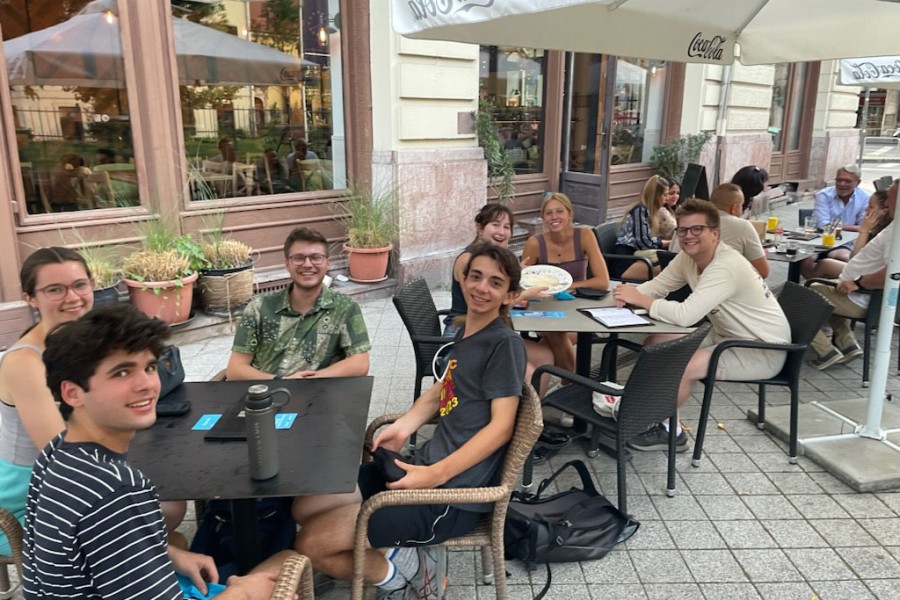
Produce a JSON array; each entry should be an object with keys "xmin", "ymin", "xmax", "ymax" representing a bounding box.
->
[{"xmin": 700, "ymin": 331, "xmax": 787, "ymax": 381}]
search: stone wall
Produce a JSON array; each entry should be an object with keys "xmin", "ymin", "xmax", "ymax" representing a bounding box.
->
[
  {"xmin": 809, "ymin": 129, "xmax": 860, "ymax": 187},
  {"xmin": 716, "ymin": 133, "xmax": 773, "ymax": 184},
  {"xmin": 373, "ymin": 148, "xmax": 487, "ymax": 288}
]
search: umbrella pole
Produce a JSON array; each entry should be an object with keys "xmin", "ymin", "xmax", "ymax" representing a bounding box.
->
[{"xmin": 858, "ymin": 202, "xmax": 900, "ymax": 439}]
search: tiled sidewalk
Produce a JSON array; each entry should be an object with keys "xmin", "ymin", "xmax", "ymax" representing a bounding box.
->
[{"xmin": 175, "ymin": 282, "xmax": 900, "ymax": 600}]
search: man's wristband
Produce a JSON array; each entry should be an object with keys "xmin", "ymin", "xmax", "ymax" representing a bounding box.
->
[{"xmin": 273, "ymin": 373, "xmax": 283, "ymax": 380}]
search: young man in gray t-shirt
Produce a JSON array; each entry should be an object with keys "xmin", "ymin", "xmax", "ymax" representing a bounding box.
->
[{"xmin": 295, "ymin": 244, "xmax": 527, "ymax": 599}]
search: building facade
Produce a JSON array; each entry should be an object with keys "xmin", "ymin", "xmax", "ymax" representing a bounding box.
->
[{"xmin": 0, "ymin": 0, "xmax": 864, "ymax": 346}]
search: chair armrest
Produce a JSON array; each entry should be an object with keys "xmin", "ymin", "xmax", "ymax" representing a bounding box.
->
[
  {"xmin": 358, "ymin": 485, "xmax": 511, "ymax": 523},
  {"xmin": 532, "ymin": 364, "xmax": 624, "ymax": 397},
  {"xmin": 437, "ymin": 308, "xmax": 452, "ymax": 317},
  {"xmin": 706, "ymin": 339, "xmax": 807, "ymax": 380},
  {"xmin": 605, "ymin": 252, "xmax": 654, "ymax": 282},
  {"xmin": 806, "ymin": 277, "xmax": 879, "ymax": 295},
  {"xmin": 0, "ymin": 508, "xmax": 23, "ymax": 577},
  {"xmin": 270, "ymin": 552, "xmax": 314, "ymax": 600},
  {"xmin": 363, "ymin": 413, "xmax": 405, "ymax": 459}
]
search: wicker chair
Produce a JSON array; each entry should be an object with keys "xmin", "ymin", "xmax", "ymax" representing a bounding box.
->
[
  {"xmin": 271, "ymin": 552, "xmax": 316, "ymax": 600},
  {"xmin": 523, "ymin": 324, "xmax": 711, "ymax": 516},
  {"xmin": 350, "ymin": 382, "xmax": 543, "ymax": 600},
  {"xmin": 692, "ymin": 282, "xmax": 833, "ymax": 468},
  {"xmin": 393, "ymin": 278, "xmax": 451, "ymax": 401},
  {"xmin": 0, "ymin": 509, "xmax": 23, "ymax": 600}
]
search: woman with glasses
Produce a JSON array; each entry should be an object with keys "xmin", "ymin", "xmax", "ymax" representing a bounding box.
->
[
  {"xmin": 613, "ymin": 175, "xmax": 670, "ymax": 281},
  {"xmin": 0, "ymin": 247, "xmax": 94, "ymax": 554}
]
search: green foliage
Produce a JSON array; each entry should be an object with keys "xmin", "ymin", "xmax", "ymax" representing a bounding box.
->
[
  {"xmin": 649, "ymin": 132, "xmax": 713, "ymax": 181},
  {"xmin": 474, "ymin": 99, "xmax": 515, "ymax": 205},
  {"xmin": 128, "ymin": 214, "xmax": 208, "ymax": 280},
  {"xmin": 337, "ymin": 181, "xmax": 399, "ymax": 249}
]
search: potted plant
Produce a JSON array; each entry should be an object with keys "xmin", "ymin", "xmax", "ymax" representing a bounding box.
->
[
  {"xmin": 198, "ymin": 237, "xmax": 254, "ymax": 316},
  {"xmin": 337, "ymin": 182, "xmax": 399, "ymax": 283},
  {"xmin": 85, "ymin": 252, "xmax": 123, "ymax": 307},
  {"xmin": 649, "ymin": 131, "xmax": 713, "ymax": 180},
  {"xmin": 122, "ymin": 219, "xmax": 203, "ymax": 324}
]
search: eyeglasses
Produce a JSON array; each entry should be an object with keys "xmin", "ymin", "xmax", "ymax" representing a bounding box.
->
[
  {"xmin": 288, "ymin": 253, "xmax": 327, "ymax": 266},
  {"xmin": 35, "ymin": 279, "xmax": 93, "ymax": 300},
  {"xmin": 675, "ymin": 225, "xmax": 713, "ymax": 237},
  {"xmin": 835, "ymin": 178, "xmax": 856, "ymax": 184}
]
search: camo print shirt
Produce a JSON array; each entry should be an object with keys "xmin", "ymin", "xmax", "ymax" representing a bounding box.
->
[{"xmin": 232, "ymin": 285, "xmax": 370, "ymax": 376}]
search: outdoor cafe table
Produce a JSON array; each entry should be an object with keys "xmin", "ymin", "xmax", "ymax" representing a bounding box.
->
[
  {"xmin": 767, "ymin": 231, "xmax": 859, "ymax": 283},
  {"xmin": 511, "ymin": 294, "xmax": 695, "ymax": 377},
  {"xmin": 129, "ymin": 377, "xmax": 373, "ymax": 574}
]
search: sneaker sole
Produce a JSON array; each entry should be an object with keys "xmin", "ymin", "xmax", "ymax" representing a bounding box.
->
[
  {"xmin": 626, "ymin": 440, "xmax": 690, "ymax": 453},
  {"xmin": 839, "ymin": 348, "xmax": 863, "ymax": 363},
  {"xmin": 811, "ymin": 353, "xmax": 844, "ymax": 370}
]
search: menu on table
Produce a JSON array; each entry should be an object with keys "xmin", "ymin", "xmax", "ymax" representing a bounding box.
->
[{"xmin": 578, "ymin": 307, "xmax": 652, "ymax": 328}]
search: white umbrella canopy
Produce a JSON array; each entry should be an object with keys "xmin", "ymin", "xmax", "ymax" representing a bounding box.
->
[
  {"xmin": 393, "ymin": 0, "xmax": 900, "ymax": 65},
  {"xmin": 4, "ymin": 0, "xmax": 309, "ymax": 87}
]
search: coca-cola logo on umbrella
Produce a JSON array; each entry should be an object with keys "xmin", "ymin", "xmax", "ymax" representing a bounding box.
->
[
  {"xmin": 403, "ymin": 0, "xmax": 496, "ymax": 22},
  {"xmin": 687, "ymin": 33, "xmax": 727, "ymax": 62}
]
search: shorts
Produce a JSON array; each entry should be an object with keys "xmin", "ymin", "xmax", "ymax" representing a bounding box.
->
[
  {"xmin": 0, "ymin": 458, "xmax": 31, "ymax": 555},
  {"xmin": 700, "ymin": 331, "xmax": 786, "ymax": 381},
  {"xmin": 358, "ymin": 462, "xmax": 481, "ymax": 548}
]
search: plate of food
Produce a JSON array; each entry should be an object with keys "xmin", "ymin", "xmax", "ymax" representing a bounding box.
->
[{"xmin": 521, "ymin": 265, "xmax": 573, "ymax": 295}]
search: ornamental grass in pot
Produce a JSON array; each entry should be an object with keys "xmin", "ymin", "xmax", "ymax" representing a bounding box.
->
[
  {"xmin": 123, "ymin": 219, "xmax": 201, "ymax": 325},
  {"xmin": 338, "ymin": 182, "xmax": 399, "ymax": 283}
]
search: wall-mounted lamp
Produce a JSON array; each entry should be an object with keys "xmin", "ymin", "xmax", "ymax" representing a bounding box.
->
[
  {"xmin": 649, "ymin": 60, "xmax": 667, "ymax": 76},
  {"xmin": 104, "ymin": 9, "xmax": 115, "ymax": 24},
  {"xmin": 317, "ymin": 12, "xmax": 341, "ymax": 47}
]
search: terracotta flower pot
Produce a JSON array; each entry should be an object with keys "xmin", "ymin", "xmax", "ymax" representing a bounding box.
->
[
  {"xmin": 344, "ymin": 243, "xmax": 392, "ymax": 283},
  {"xmin": 123, "ymin": 271, "xmax": 199, "ymax": 324}
]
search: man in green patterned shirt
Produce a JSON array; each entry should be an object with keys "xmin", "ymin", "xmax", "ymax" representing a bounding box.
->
[{"xmin": 227, "ymin": 227, "xmax": 370, "ymax": 380}]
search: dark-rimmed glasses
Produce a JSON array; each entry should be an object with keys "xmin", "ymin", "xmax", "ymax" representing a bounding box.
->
[
  {"xmin": 288, "ymin": 253, "xmax": 327, "ymax": 266},
  {"xmin": 675, "ymin": 225, "xmax": 713, "ymax": 237},
  {"xmin": 35, "ymin": 279, "xmax": 93, "ymax": 300}
]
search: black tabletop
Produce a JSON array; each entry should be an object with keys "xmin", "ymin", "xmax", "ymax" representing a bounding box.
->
[{"xmin": 129, "ymin": 377, "xmax": 373, "ymax": 501}]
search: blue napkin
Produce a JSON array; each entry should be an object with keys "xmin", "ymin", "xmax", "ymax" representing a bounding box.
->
[
  {"xmin": 177, "ymin": 574, "xmax": 226, "ymax": 599},
  {"xmin": 554, "ymin": 290, "xmax": 575, "ymax": 300}
]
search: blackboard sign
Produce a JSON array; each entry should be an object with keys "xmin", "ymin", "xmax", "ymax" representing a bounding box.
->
[{"xmin": 680, "ymin": 163, "xmax": 710, "ymax": 202}]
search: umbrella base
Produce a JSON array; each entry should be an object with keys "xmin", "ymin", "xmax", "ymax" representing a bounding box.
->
[{"xmin": 748, "ymin": 399, "xmax": 900, "ymax": 492}]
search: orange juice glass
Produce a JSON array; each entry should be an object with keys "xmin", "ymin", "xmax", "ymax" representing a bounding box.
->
[
  {"xmin": 766, "ymin": 216, "xmax": 779, "ymax": 231},
  {"xmin": 822, "ymin": 231, "xmax": 836, "ymax": 247}
]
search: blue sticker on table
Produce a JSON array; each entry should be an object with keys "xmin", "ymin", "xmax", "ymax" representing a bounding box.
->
[
  {"xmin": 275, "ymin": 413, "xmax": 298, "ymax": 429},
  {"xmin": 192, "ymin": 414, "xmax": 222, "ymax": 431},
  {"xmin": 510, "ymin": 310, "xmax": 567, "ymax": 318}
]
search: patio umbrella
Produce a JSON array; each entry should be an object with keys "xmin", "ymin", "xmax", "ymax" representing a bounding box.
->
[
  {"xmin": 392, "ymin": 0, "xmax": 900, "ymax": 66},
  {"xmin": 3, "ymin": 1, "xmax": 308, "ymax": 87},
  {"xmin": 389, "ymin": 0, "xmax": 900, "ymax": 446},
  {"xmin": 840, "ymin": 56, "xmax": 900, "ymax": 89}
]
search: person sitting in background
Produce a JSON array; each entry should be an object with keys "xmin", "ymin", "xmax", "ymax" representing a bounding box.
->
[
  {"xmin": 521, "ymin": 192, "xmax": 610, "ymax": 373},
  {"xmin": 23, "ymin": 304, "xmax": 282, "ymax": 600},
  {"xmin": 613, "ymin": 175, "xmax": 670, "ymax": 281},
  {"xmin": 257, "ymin": 148, "xmax": 293, "ymax": 194},
  {"xmin": 94, "ymin": 148, "xmax": 115, "ymax": 165},
  {"xmin": 807, "ymin": 179, "xmax": 897, "ymax": 370},
  {"xmin": 670, "ymin": 184, "xmax": 769, "ymax": 278},
  {"xmin": 809, "ymin": 189, "xmax": 892, "ymax": 279},
  {"xmin": 210, "ymin": 137, "xmax": 237, "ymax": 167},
  {"xmin": 444, "ymin": 203, "xmax": 554, "ymax": 394},
  {"xmin": 49, "ymin": 153, "xmax": 89, "ymax": 211},
  {"xmin": 613, "ymin": 198, "xmax": 789, "ymax": 452},
  {"xmin": 657, "ymin": 178, "xmax": 679, "ymax": 241},
  {"xmin": 731, "ymin": 165, "xmax": 769, "ymax": 217},
  {"xmin": 800, "ymin": 165, "xmax": 871, "ymax": 279}
]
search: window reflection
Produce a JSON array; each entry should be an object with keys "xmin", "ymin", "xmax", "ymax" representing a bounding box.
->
[
  {"xmin": 176, "ymin": 0, "xmax": 344, "ymax": 201},
  {"xmin": 2, "ymin": 0, "xmax": 141, "ymax": 214},
  {"xmin": 610, "ymin": 58, "xmax": 666, "ymax": 165},
  {"xmin": 478, "ymin": 46, "xmax": 545, "ymax": 175}
]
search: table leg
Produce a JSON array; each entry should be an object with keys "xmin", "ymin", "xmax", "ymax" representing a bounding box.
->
[
  {"xmin": 230, "ymin": 499, "xmax": 261, "ymax": 575},
  {"xmin": 788, "ymin": 261, "xmax": 801, "ymax": 284},
  {"xmin": 575, "ymin": 332, "xmax": 592, "ymax": 377}
]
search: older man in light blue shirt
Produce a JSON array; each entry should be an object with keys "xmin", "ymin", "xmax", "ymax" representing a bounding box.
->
[{"xmin": 813, "ymin": 165, "xmax": 870, "ymax": 231}]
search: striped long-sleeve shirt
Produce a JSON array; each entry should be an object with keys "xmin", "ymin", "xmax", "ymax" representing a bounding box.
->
[{"xmin": 23, "ymin": 433, "xmax": 182, "ymax": 600}]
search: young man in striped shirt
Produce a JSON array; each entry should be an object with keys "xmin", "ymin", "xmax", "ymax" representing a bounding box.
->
[{"xmin": 22, "ymin": 304, "xmax": 279, "ymax": 600}]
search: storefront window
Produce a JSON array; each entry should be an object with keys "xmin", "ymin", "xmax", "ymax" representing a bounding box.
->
[
  {"xmin": 769, "ymin": 63, "xmax": 809, "ymax": 152},
  {"xmin": 478, "ymin": 46, "xmax": 545, "ymax": 175},
  {"xmin": 176, "ymin": 0, "xmax": 345, "ymax": 201},
  {"xmin": 610, "ymin": 58, "xmax": 667, "ymax": 165},
  {"xmin": 2, "ymin": 0, "xmax": 141, "ymax": 214}
]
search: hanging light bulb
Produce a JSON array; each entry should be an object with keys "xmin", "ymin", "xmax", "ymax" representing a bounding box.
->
[
  {"xmin": 317, "ymin": 26, "xmax": 329, "ymax": 47},
  {"xmin": 104, "ymin": 10, "xmax": 115, "ymax": 24}
]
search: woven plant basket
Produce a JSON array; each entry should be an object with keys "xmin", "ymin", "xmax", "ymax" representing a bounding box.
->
[{"xmin": 199, "ymin": 263, "xmax": 254, "ymax": 315}]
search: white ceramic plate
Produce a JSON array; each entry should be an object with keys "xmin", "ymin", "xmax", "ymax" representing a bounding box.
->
[{"xmin": 520, "ymin": 265, "xmax": 573, "ymax": 295}]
